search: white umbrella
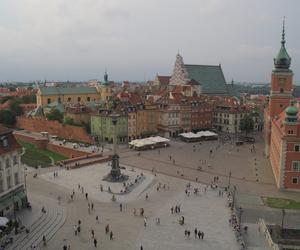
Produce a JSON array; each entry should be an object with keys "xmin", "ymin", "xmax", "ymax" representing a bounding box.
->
[{"xmin": 0, "ymin": 217, "xmax": 9, "ymax": 226}]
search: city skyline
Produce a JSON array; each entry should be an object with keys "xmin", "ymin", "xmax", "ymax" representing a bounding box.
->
[{"xmin": 0, "ymin": 0, "xmax": 299, "ymax": 83}]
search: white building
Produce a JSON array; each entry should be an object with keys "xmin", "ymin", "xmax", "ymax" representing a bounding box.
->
[{"xmin": 0, "ymin": 126, "xmax": 27, "ymax": 217}]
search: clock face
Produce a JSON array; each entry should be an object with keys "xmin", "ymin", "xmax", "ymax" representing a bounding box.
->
[{"xmin": 279, "ymin": 78, "xmax": 286, "ymax": 87}]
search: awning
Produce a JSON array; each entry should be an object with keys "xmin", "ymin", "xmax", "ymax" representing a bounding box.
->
[{"xmin": 0, "ymin": 217, "xmax": 9, "ymax": 226}]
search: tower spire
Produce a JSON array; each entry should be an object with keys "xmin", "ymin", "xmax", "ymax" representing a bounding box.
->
[{"xmin": 281, "ymin": 16, "xmax": 286, "ymax": 46}]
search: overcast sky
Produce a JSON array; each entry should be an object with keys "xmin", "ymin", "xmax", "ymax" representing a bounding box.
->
[{"xmin": 0, "ymin": 0, "xmax": 299, "ymax": 83}]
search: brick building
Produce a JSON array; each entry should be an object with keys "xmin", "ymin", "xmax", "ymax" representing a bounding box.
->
[{"xmin": 264, "ymin": 22, "xmax": 300, "ymax": 190}]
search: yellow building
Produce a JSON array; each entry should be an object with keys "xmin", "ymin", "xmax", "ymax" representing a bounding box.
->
[
  {"xmin": 36, "ymin": 86, "xmax": 101, "ymax": 106},
  {"xmin": 37, "ymin": 72, "xmax": 113, "ymax": 107}
]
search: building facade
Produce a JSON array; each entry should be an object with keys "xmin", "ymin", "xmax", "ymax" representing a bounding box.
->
[
  {"xmin": 0, "ymin": 127, "xmax": 27, "ymax": 216},
  {"xmin": 264, "ymin": 23, "xmax": 300, "ymax": 190},
  {"xmin": 91, "ymin": 112, "xmax": 128, "ymax": 144}
]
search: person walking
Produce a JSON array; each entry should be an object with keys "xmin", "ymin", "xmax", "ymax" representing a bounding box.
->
[
  {"xmin": 144, "ymin": 217, "xmax": 147, "ymax": 227},
  {"xmin": 120, "ymin": 203, "xmax": 123, "ymax": 212},
  {"xmin": 91, "ymin": 229, "xmax": 95, "ymax": 239},
  {"xmin": 74, "ymin": 225, "xmax": 77, "ymax": 235},
  {"xmin": 96, "ymin": 215, "xmax": 99, "ymax": 224},
  {"xmin": 91, "ymin": 202, "xmax": 94, "ymax": 210},
  {"xmin": 93, "ymin": 238, "xmax": 97, "ymax": 248},
  {"xmin": 42, "ymin": 235, "xmax": 46, "ymax": 246},
  {"xmin": 145, "ymin": 193, "xmax": 148, "ymax": 200},
  {"xmin": 194, "ymin": 228, "xmax": 198, "ymax": 239},
  {"xmin": 110, "ymin": 231, "xmax": 113, "ymax": 240},
  {"xmin": 85, "ymin": 192, "xmax": 88, "ymax": 200}
]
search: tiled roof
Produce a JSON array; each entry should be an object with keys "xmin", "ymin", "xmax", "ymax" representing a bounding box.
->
[
  {"xmin": 0, "ymin": 126, "xmax": 22, "ymax": 155},
  {"xmin": 157, "ymin": 76, "xmax": 171, "ymax": 85},
  {"xmin": 184, "ymin": 64, "xmax": 228, "ymax": 94},
  {"xmin": 39, "ymin": 86, "xmax": 98, "ymax": 95}
]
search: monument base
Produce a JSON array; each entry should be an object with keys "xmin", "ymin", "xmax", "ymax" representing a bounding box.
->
[{"xmin": 103, "ymin": 154, "xmax": 128, "ymax": 182}]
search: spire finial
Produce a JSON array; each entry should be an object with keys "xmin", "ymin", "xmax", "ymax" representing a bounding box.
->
[{"xmin": 281, "ymin": 16, "xmax": 286, "ymax": 46}]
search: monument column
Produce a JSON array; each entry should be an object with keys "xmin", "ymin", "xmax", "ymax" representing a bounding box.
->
[{"xmin": 110, "ymin": 114, "xmax": 121, "ymax": 179}]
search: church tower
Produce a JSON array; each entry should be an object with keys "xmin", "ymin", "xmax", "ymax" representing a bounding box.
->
[
  {"xmin": 268, "ymin": 18, "xmax": 293, "ymax": 119},
  {"xmin": 169, "ymin": 53, "xmax": 188, "ymax": 85}
]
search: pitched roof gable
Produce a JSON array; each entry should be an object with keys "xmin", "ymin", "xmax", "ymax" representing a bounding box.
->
[{"xmin": 39, "ymin": 86, "xmax": 98, "ymax": 95}]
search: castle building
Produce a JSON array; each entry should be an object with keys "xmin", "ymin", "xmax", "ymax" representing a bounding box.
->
[
  {"xmin": 169, "ymin": 54, "xmax": 228, "ymax": 96},
  {"xmin": 0, "ymin": 126, "xmax": 27, "ymax": 216},
  {"xmin": 264, "ymin": 21, "xmax": 300, "ymax": 190}
]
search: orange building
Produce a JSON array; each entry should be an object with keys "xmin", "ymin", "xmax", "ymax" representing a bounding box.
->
[{"xmin": 264, "ymin": 22, "xmax": 300, "ymax": 190}]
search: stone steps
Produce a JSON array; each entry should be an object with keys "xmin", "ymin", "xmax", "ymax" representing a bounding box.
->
[{"xmin": 7, "ymin": 202, "xmax": 66, "ymax": 250}]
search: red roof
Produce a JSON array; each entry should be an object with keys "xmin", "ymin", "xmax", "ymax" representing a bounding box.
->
[{"xmin": 157, "ymin": 76, "xmax": 171, "ymax": 85}]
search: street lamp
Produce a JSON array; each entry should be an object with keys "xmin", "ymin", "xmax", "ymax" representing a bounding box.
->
[
  {"xmin": 231, "ymin": 185, "xmax": 237, "ymax": 209},
  {"xmin": 281, "ymin": 209, "xmax": 286, "ymax": 237},
  {"xmin": 239, "ymin": 206, "xmax": 243, "ymax": 226},
  {"xmin": 227, "ymin": 171, "xmax": 232, "ymax": 189}
]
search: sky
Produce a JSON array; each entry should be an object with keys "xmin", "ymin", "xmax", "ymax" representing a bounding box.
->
[{"xmin": 0, "ymin": 0, "xmax": 299, "ymax": 83}]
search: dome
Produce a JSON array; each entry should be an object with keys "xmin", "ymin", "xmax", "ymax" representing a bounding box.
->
[
  {"xmin": 285, "ymin": 105, "xmax": 297, "ymax": 115},
  {"xmin": 285, "ymin": 100, "xmax": 298, "ymax": 123},
  {"xmin": 274, "ymin": 19, "xmax": 291, "ymax": 70}
]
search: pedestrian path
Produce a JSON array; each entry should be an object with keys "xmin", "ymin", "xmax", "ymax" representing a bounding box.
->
[
  {"xmin": 7, "ymin": 195, "xmax": 66, "ymax": 250},
  {"xmin": 135, "ymin": 185, "xmax": 240, "ymax": 250}
]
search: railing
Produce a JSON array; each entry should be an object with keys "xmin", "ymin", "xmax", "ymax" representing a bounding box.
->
[{"xmin": 258, "ymin": 219, "xmax": 280, "ymax": 250}]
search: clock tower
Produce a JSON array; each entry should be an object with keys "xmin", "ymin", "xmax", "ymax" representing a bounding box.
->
[{"xmin": 268, "ymin": 19, "xmax": 293, "ymax": 119}]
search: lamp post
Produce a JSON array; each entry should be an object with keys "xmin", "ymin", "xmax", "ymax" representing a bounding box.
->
[
  {"xmin": 231, "ymin": 185, "xmax": 237, "ymax": 209},
  {"xmin": 227, "ymin": 171, "xmax": 232, "ymax": 189},
  {"xmin": 239, "ymin": 206, "xmax": 243, "ymax": 226},
  {"xmin": 281, "ymin": 209, "xmax": 286, "ymax": 237}
]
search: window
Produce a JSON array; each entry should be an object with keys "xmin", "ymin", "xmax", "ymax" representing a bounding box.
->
[
  {"xmin": 295, "ymin": 145, "xmax": 300, "ymax": 152},
  {"xmin": 14, "ymin": 173, "xmax": 19, "ymax": 185},
  {"xmin": 280, "ymin": 104, "xmax": 283, "ymax": 108},
  {"xmin": 280, "ymin": 88, "xmax": 284, "ymax": 93},
  {"xmin": 288, "ymin": 130, "xmax": 294, "ymax": 135},
  {"xmin": 58, "ymin": 97, "xmax": 61, "ymax": 103},
  {"xmin": 292, "ymin": 161, "xmax": 300, "ymax": 171},
  {"xmin": 2, "ymin": 138, "xmax": 8, "ymax": 148},
  {"xmin": 13, "ymin": 156, "xmax": 18, "ymax": 165},
  {"xmin": 47, "ymin": 98, "xmax": 51, "ymax": 104},
  {"xmin": 292, "ymin": 177, "xmax": 298, "ymax": 184},
  {"xmin": 6, "ymin": 159, "xmax": 10, "ymax": 169},
  {"xmin": 77, "ymin": 97, "xmax": 81, "ymax": 102},
  {"xmin": 7, "ymin": 176, "xmax": 11, "ymax": 189},
  {"xmin": 87, "ymin": 97, "xmax": 90, "ymax": 102},
  {"xmin": 68, "ymin": 97, "xmax": 71, "ymax": 102}
]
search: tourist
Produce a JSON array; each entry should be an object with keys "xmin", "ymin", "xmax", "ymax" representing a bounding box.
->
[
  {"xmin": 120, "ymin": 203, "xmax": 123, "ymax": 212},
  {"xmin": 140, "ymin": 245, "xmax": 143, "ymax": 250},
  {"xmin": 74, "ymin": 225, "xmax": 77, "ymax": 235},
  {"xmin": 42, "ymin": 235, "xmax": 46, "ymax": 245},
  {"xmin": 63, "ymin": 245, "xmax": 67, "ymax": 250},
  {"xmin": 144, "ymin": 217, "xmax": 147, "ymax": 227},
  {"xmin": 96, "ymin": 215, "xmax": 99, "ymax": 224},
  {"xmin": 198, "ymin": 230, "xmax": 201, "ymax": 239},
  {"xmin": 91, "ymin": 202, "xmax": 94, "ymax": 210},
  {"xmin": 91, "ymin": 229, "xmax": 95, "ymax": 239},
  {"xmin": 110, "ymin": 231, "xmax": 113, "ymax": 240},
  {"xmin": 145, "ymin": 193, "xmax": 148, "ymax": 200},
  {"xmin": 194, "ymin": 228, "xmax": 198, "ymax": 239},
  {"xmin": 201, "ymin": 231, "xmax": 204, "ymax": 239},
  {"xmin": 105, "ymin": 224, "xmax": 110, "ymax": 234},
  {"xmin": 85, "ymin": 192, "xmax": 88, "ymax": 200},
  {"xmin": 133, "ymin": 208, "xmax": 137, "ymax": 216},
  {"xmin": 93, "ymin": 238, "xmax": 97, "ymax": 248}
]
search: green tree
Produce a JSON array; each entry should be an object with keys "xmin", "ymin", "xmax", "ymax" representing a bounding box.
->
[
  {"xmin": 9, "ymin": 86, "xmax": 16, "ymax": 92},
  {"xmin": 0, "ymin": 96, "xmax": 13, "ymax": 104},
  {"xmin": 46, "ymin": 109, "xmax": 63, "ymax": 122},
  {"xmin": 240, "ymin": 114, "xmax": 254, "ymax": 135},
  {"xmin": 63, "ymin": 116, "xmax": 74, "ymax": 125},
  {"xmin": 0, "ymin": 110, "xmax": 16, "ymax": 126},
  {"xmin": 10, "ymin": 99, "xmax": 23, "ymax": 116}
]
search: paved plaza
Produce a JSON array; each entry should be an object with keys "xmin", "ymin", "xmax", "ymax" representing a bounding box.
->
[{"xmin": 15, "ymin": 132, "xmax": 300, "ymax": 249}]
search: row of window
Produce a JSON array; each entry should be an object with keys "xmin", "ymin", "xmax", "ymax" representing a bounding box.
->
[
  {"xmin": 0, "ymin": 173, "xmax": 19, "ymax": 193},
  {"xmin": 47, "ymin": 96, "xmax": 92, "ymax": 104},
  {"xmin": 0, "ymin": 156, "xmax": 19, "ymax": 170}
]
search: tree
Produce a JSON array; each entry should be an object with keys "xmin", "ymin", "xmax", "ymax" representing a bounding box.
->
[
  {"xmin": 0, "ymin": 110, "xmax": 16, "ymax": 126},
  {"xmin": 10, "ymin": 100, "xmax": 23, "ymax": 116},
  {"xmin": 240, "ymin": 114, "xmax": 254, "ymax": 135},
  {"xmin": 0, "ymin": 96, "xmax": 13, "ymax": 104},
  {"xmin": 46, "ymin": 109, "xmax": 63, "ymax": 122},
  {"xmin": 63, "ymin": 117, "xmax": 74, "ymax": 125},
  {"xmin": 9, "ymin": 86, "xmax": 16, "ymax": 92}
]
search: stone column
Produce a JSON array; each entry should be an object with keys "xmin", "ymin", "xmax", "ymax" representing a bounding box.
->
[{"xmin": 110, "ymin": 114, "xmax": 121, "ymax": 179}]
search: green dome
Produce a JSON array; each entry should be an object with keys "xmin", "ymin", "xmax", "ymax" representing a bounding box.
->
[
  {"xmin": 274, "ymin": 20, "xmax": 291, "ymax": 70},
  {"xmin": 285, "ymin": 105, "xmax": 297, "ymax": 115},
  {"xmin": 274, "ymin": 46, "xmax": 291, "ymax": 69}
]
